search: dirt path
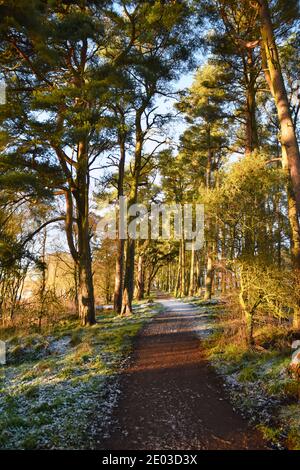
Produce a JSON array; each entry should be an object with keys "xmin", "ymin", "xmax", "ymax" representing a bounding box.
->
[{"xmin": 100, "ymin": 298, "xmax": 268, "ymax": 450}]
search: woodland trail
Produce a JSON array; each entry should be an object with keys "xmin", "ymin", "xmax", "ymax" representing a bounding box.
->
[{"xmin": 100, "ymin": 297, "xmax": 268, "ymax": 450}]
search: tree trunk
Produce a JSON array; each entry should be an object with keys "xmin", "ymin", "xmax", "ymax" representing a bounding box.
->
[
  {"xmin": 258, "ymin": 0, "xmax": 300, "ymax": 326},
  {"xmin": 287, "ymin": 186, "xmax": 300, "ymax": 330},
  {"xmin": 287, "ymin": 186, "xmax": 300, "ymax": 270},
  {"xmin": 146, "ymin": 277, "xmax": 151, "ymax": 297},
  {"xmin": 54, "ymin": 56, "xmax": 96, "ymax": 327},
  {"xmin": 293, "ymin": 307, "xmax": 300, "ymax": 330},
  {"xmin": 121, "ymin": 238, "xmax": 135, "ymax": 315},
  {"xmin": 114, "ymin": 238, "xmax": 124, "ymax": 314},
  {"xmin": 239, "ymin": 279, "xmax": 254, "ymax": 346},
  {"xmin": 204, "ymin": 250, "xmax": 214, "ymax": 301},
  {"xmin": 259, "ymin": 0, "xmax": 300, "ymax": 214},
  {"xmin": 188, "ymin": 241, "xmax": 195, "ymax": 296},
  {"xmin": 65, "ymin": 188, "xmax": 96, "ymax": 326},
  {"xmin": 244, "ymin": 309, "xmax": 254, "ymax": 346},
  {"xmin": 76, "ymin": 216, "xmax": 95, "ymax": 326},
  {"xmin": 75, "ymin": 142, "xmax": 96, "ymax": 326},
  {"xmin": 114, "ymin": 134, "xmax": 126, "ymax": 313},
  {"xmin": 245, "ymin": 49, "xmax": 259, "ymax": 156},
  {"xmin": 38, "ymin": 227, "xmax": 47, "ymax": 329},
  {"xmin": 77, "ymin": 254, "xmax": 95, "ymax": 326},
  {"xmin": 204, "ymin": 133, "xmax": 214, "ymax": 301},
  {"xmin": 136, "ymin": 254, "xmax": 144, "ymax": 301},
  {"xmin": 121, "ymin": 111, "xmax": 143, "ymax": 315},
  {"xmin": 175, "ymin": 246, "xmax": 181, "ymax": 297},
  {"xmin": 221, "ymin": 227, "xmax": 227, "ymax": 294},
  {"xmin": 180, "ymin": 236, "xmax": 186, "ymax": 297},
  {"xmin": 168, "ymin": 261, "xmax": 171, "ymax": 293},
  {"xmin": 73, "ymin": 260, "xmax": 79, "ymax": 317},
  {"xmin": 195, "ymin": 254, "xmax": 201, "ymax": 294}
]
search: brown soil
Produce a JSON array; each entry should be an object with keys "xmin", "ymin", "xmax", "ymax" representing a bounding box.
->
[{"xmin": 100, "ymin": 297, "xmax": 269, "ymax": 450}]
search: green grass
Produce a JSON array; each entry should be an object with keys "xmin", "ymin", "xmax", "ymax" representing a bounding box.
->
[
  {"xmin": 286, "ymin": 428, "xmax": 300, "ymax": 451},
  {"xmin": 257, "ymin": 424, "xmax": 283, "ymax": 446},
  {"xmin": 238, "ymin": 364, "xmax": 259, "ymax": 382}
]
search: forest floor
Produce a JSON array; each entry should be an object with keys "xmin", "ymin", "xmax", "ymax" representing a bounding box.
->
[
  {"xmin": 100, "ymin": 296, "xmax": 268, "ymax": 450},
  {"xmin": 0, "ymin": 302, "xmax": 162, "ymax": 449},
  {"xmin": 2, "ymin": 296, "xmax": 298, "ymax": 450}
]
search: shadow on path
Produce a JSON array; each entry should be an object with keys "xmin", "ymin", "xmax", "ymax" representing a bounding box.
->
[{"xmin": 99, "ymin": 297, "xmax": 268, "ymax": 450}]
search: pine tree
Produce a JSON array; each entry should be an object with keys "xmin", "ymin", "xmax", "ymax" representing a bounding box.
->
[
  {"xmin": 0, "ymin": 1, "xmax": 143, "ymax": 325},
  {"xmin": 116, "ymin": 0, "xmax": 196, "ymax": 314},
  {"xmin": 177, "ymin": 64, "xmax": 229, "ymax": 299}
]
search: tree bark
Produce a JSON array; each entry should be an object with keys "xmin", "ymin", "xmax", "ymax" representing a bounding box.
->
[
  {"xmin": 258, "ymin": 0, "xmax": 300, "ymax": 214},
  {"xmin": 257, "ymin": 1, "xmax": 300, "ymax": 328},
  {"xmin": 245, "ymin": 49, "xmax": 259, "ymax": 156},
  {"xmin": 114, "ymin": 134, "xmax": 126, "ymax": 313},
  {"xmin": 77, "ymin": 252, "xmax": 95, "ymax": 326},
  {"xmin": 114, "ymin": 237, "xmax": 124, "ymax": 313},
  {"xmin": 204, "ymin": 250, "xmax": 214, "ymax": 301},
  {"xmin": 74, "ymin": 141, "xmax": 96, "ymax": 326},
  {"xmin": 204, "ymin": 132, "xmax": 214, "ymax": 300},
  {"xmin": 73, "ymin": 260, "xmax": 79, "ymax": 317},
  {"xmin": 195, "ymin": 253, "xmax": 201, "ymax": 294},
  {"xmin": 175, "ymin": 245, "xmax": 181, "ymax": 297},
  {"xmin": 121, "ymin": 111, "xmax": 143, "ymax": 315},
  {"xmin": 167, "ymin": 261, "xmax": 171, "ymax": 293},
  {"xmin": 221, "ymin": 227, "xmax": 227, "ymax": 294},
  {"xmin": 136, "ymin": 253, "xmax": 144, "ymax": 300},
  {"xmin": 38, "ymin": 227, "xmax": 47, "ymax": 329},
  {"xmin": 239, "ymin": 274, "xmax": 255, "ymax": 346},
  {"xmin": 188, "ymin": 241, "xmax": 195, "ymax": 296},
  {"xmin": 180, "ymin": 236, "xmax": 186, "ymax": 297}
]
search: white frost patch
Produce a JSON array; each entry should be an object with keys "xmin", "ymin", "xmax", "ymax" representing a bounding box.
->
[
  {"xmin": 143, "ymin": 309, "xmax": 157, "ymax": 315},
  {"xmin": 133, "ymin": 303, "xmax": 149, "ymax": 310},
  {"xmin": 193, "ymin": 321, "xmax": 214, "ymax": 339},
  {"xmin": 48, "ymin": 336, "xmax": 71, "ymax": 355}
]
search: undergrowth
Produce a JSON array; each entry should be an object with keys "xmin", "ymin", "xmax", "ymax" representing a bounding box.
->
[{"xmin": 200, "ymin": 300, "xmax": 300, "ymax": 450}]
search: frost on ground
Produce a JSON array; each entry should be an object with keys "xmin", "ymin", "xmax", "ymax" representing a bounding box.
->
[
  {"xmin": 0, "ymin": 303, "xmax": 161, "ymax": 449},
  {"xmin": 211, "ymin": 352, "xmax": 300, "ymax": 449},
  {"xmin": 187, "ymin": 298, "xmax": 300, "ymax": 450}
]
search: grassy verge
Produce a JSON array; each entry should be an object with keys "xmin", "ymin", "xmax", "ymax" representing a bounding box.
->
[
  {"xmin": 198, "ymin": 301, "xmax": 300, "ymax": 450},
  {"xmin": 0, "ymin": 301, "xmax": 163, "ymax": 449}
]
